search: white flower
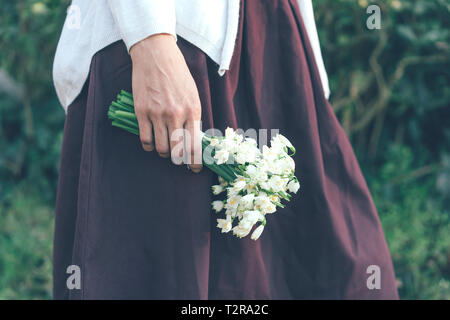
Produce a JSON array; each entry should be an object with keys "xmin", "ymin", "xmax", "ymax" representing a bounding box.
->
[
  {"xmin": 225, "ymin": 208, "xmax": 238, "ymax": 218},
  {"xmin": 217, "ymin": 216, "xmax": 232, "ymax": 233},
  {"xmin": 232, "ymin": 224, "xmax": 252, "ymax": 238},
  {"xmin": 269, "ymin": 194, "xmax": 280, "ymax": 203},
  {"xmin": 235, "ymin": 152, "xmax": 248, "ymax": 165},
  {"xmin": 226, "ymin": 186, "xmax": 238, "ymax": 198},
  {"xmin": 244, "ymin": 183, "xmax": 257, "ymax": 194},
  {"xmin": 272, "ymin": 134, "xmax": 294, "ymax": 149},
  {"xmin": 251, "ymin": 225, "xmax": 265, "ymax": 240},
  {"xmin": 259, "ymin": 181, "xmax": 270, "ymax": 192},
  {"xmin": 226, "ymin": 195, "xmax": 242, "ymax": 210},
  {"xmin": 221, "ymin": 139, "xmax": 239, "ymax": 155},
  {"xmin": 268, "ymin": 175, "xmax": 288, "ymax": 193},
  {"xmin": 220, "ymin": 128, "xmax": 243, "ymax": 156},
  {"xmin": 287, "ymin": 180, "xmax": 300, "ymax": 193},
  {"xmin": 254, "ymin": 195, "xmax": 276, "ymax": 214},
  {"xmin": 209, "ymin": 138, "xmax": 220, "ymax": 147},
  {"xmin": 225, "ymin": 127, "xmax": 236, "ymax": 139},
  {"xmin": 246, "ymin": 164, "xmax": 258, "ymax": 178},
  {"xmin": 262, "ymin": 145, "xmax": 277, "ymax": 161},
  {"xmin": 212, "ymin": 201, "xmax": 224, "ymax": 212},
  {"xmin": 212, "ymin": 184, "xmax": 224, "ymax": 195},
  {"xmin": 232, "ymin": 179, "xmax": 246, "ymax": 192},
  {"xmin": 266, "ymin": 157, "xmax": 293, "ymax": 176},
  {"xmin": 214, "ymin": 149, "xmax": 230, "ymax": 165},
  {"xmin": 233, "ymin": 211, "xmax": 263, "ymax": 238},
  {"xmin": 267, "ymin": 162, "xmax": 280, "ymax": 175},
  {"xmin": 254, "ymin": 168, "xmax": 269, "ymax": 184},
  {"xmin": 245, "ymin": 137, "xmax": 258, "ymax": 147},
  {"xmin": 257, "ymin": 159, "xmax": 270, "ymax": 172},
  {"xmin": 242, "ymin": 210, "xmax": 264, "ymax": 224},
  {"xmin": 279, "ymin": 156, "xmax": 295, "ymax": 174},
  {"xmin": 235, "ymin": 140, "xmax": 260, "ymax": 164},
  {"xmin": 246, "ymin": 164, "xmax": 269, "ymax": 186},
  {"xmin": 261, "ymin": 201, "xmax": 276, "ymax": 214},
  {"xmin": 240, "ymin": 194, "xmax": 255, "ymax": 209}
]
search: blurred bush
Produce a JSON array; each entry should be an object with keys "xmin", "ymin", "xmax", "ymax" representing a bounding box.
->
[
  {"xmin": 0, "ymin": 0, "xmax": 66, "ymax": 299},
  {"xmin": 314, "ymin": 0, "xmax": 450, "ymax": 299},
  {"xmin": 0, "ymin": 0, "xmax": 449, "ymax": 299},
  {"xmin": 370, "ymin": 145, "xmax": 450, "ymax": 299}
]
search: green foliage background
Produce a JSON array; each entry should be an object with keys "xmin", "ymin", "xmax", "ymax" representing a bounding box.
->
[{"xmin": 0, "ymin": 0, "xmax": 449, "ymax": 299}]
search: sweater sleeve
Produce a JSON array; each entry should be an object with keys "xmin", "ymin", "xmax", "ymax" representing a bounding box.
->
[
  {"xmin": 107, "ymin": 0, "xmax": 177, "ymax": 52},
  {"xmin": 298, "ymin": 0, "xmax": 330, "ymax": 99}
]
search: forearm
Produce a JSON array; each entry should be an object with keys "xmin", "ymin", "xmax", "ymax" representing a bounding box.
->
[{"xmin": 107, "ymin": 0, "xmax": 177, "ymax": 52}]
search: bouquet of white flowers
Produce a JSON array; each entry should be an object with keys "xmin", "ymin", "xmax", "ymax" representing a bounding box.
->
[{"xmin": 108, "ymin": 90, "xmax": 300, "ymax": 240}]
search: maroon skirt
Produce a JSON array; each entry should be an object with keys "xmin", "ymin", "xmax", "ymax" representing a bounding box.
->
[{"xmin": 53, "ymin": 0, "xmax": 398, "ymax": 299}]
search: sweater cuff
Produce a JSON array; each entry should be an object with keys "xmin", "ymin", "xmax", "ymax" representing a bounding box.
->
[{"xmin": 107, "ymin": 0, "xmax": 177, "ymax": 52}]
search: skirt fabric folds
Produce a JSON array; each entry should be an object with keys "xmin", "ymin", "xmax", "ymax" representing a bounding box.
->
[{"xmin": 53, "ymin": 0, "xmax": 398, "ymax": 299}]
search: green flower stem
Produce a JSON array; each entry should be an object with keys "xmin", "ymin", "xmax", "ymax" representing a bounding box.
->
[
  {"xmin": 111, "ymin": 120, "xmax": 139, "ymax": 135},
  {"xmin": 115, "ymin": 110, "xmax": 137, "ymax": 121},
  {"xmin": 111, "ymin": 101, "xmax": 134, "ymax": 113},
  {"xmin": 120, "ymin": 90, "xmax": 133, "ymax": 99},
  {"xmin": 108, "ymin": 112, "xmax": 139, "ymax": 132}
]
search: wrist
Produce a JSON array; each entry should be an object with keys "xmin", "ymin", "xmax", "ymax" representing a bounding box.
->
[{"xmin": 130, "ymin": 33, "xmax": 176, "ymax": 59}]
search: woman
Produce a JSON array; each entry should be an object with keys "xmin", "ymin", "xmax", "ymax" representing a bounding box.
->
[{"xmin": 53, "ymin": 0, "xmax": 398, "ymax": 299}]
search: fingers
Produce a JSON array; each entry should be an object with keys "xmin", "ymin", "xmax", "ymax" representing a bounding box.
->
[
  {"xmin": 184, "ymin": 119, "xmax": 203, "ymax": 173},
  {"xmin": 135, "ymin": 108, "xmax": 154, "ymax": 152},
  {"xmin": 133, "ymin": 96, "xmax": 202, "ymax": 174},
  {"xmin": 153, "ymin": 121, "xmax": 170, "ymax": 158},
  {"xmin": 168, "ymin": 121, "xmax": 185, "ymax": 165},
  {"xmin": 136, "ymin": 107, "xmax": 203, "ymax": 173}
]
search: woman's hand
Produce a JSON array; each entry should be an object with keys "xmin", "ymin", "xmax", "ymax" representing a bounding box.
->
[{"xmin": 130, "ymin": 34, "xmax": 203, "ymax": 173}]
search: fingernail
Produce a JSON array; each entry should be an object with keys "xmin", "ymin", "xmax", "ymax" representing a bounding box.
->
[
  {"xmin": 159, "ymin": 153, "xmax": 170, "ymax": 158},
  {"xmin": 143, "ymin": 144, "xmax": 154, "ymax": 152}
]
